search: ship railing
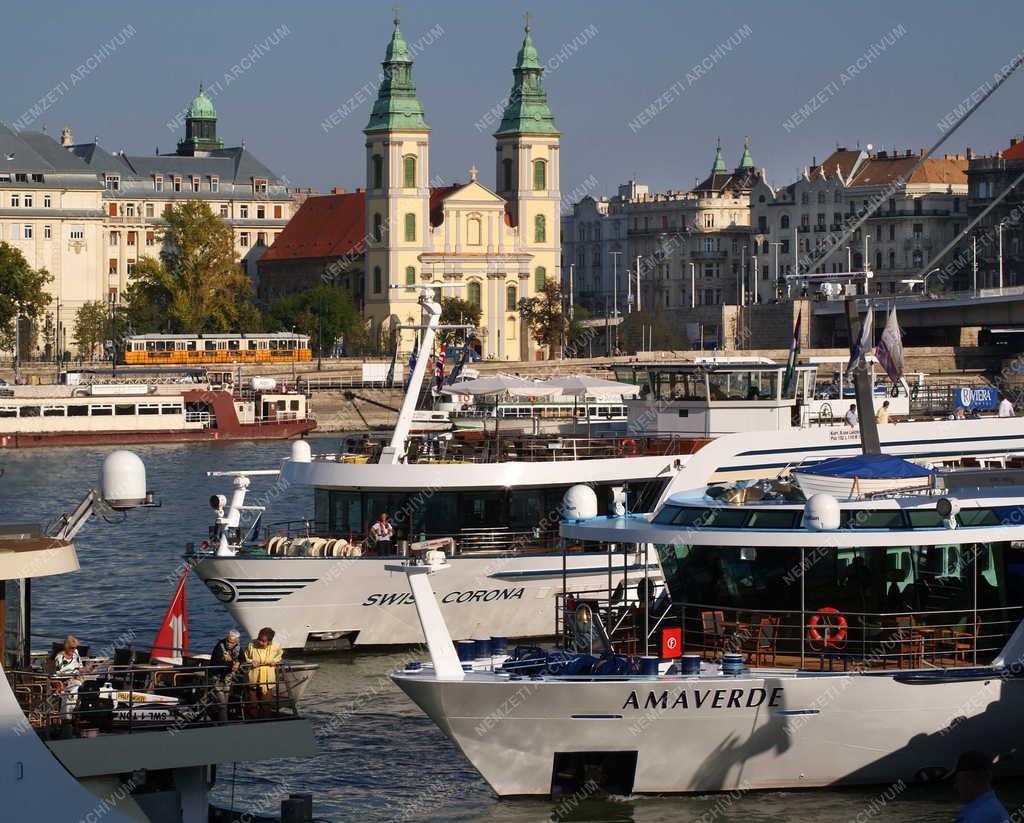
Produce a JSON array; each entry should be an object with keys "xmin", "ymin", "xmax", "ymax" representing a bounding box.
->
[
  {"xmin": 184, "ymin": 411, "xmax": 212, "ymax": 425},
  {"xmin": 555, "ymin": 591, "xmax": 1022, "ymax": 671},
  {"xmin": 6, "ymin": 655, "xmax": 308, "ymax": 737}
]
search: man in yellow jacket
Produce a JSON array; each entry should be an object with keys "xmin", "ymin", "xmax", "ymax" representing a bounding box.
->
[{"xmin": 243, "ymin": 627, "xmax": 283, "ymax": 716}]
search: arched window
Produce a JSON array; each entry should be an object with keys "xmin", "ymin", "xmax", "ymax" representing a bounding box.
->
[
  {"xmin": 534, "ymin": 214, "xmax": 546, "ymax": 243},
  {"xmin": 532, "ymin": 159, "xmax": 546, "ymax": 191},
  {"xmin": 404, "ymin": 213, "xmax": 416, "ymax": 242},
  {"xmin": 502, "ymin": 158, "xmax": 513, "ymax": 191},
  {"xmin": 467, "ymin": 281, "xmax": 482, "ymax": 306},
  {"xmin": 373, "ymin": 266, "xmax": 382, "ymax": 293},
  {"xmin": 403, "ymin": 155, "xmax": 416, "ymax": 188},
  {"xmin": 761, "ymin": 240, "xmax": 769, "ymax": 254},
  {"xmin": 875, "ymin": 251, "xmax": 882, "ymax": 270},
  {"xmin": 405, "ymin": 265, "xmax": 416, "ymax": 286},
  {"xmin": 780, "ymin": 215, "xmax": 790, "ymax": 229},
  {"xmin": 506, "ymin": 284, "xmax": 517, "ymax": 311},
  {"xmin": 534, "ymin": 266, "xmax": 547, "ymax": 292},
  {"xmin": 373, "ymin": 213, "xmax": 383, "ymax": 242},
  {"xmin": 372, "ymin": 155, "xmax": 383, "ymax": 189},
  {"xmin": 467, "ymin": 216, "xmax": 482, "ymax": 246}
]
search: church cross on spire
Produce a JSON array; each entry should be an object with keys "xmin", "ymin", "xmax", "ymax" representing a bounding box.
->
[
  {"xmin": 392, "ymin": 4, "xmax": 400, "ymax": 25},
  {"xmin": 523, "ymin": 11, "xmax": 532, "ymax": 31}
]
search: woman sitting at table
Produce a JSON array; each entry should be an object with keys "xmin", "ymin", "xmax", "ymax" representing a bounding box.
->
[{"xmin": 53, "ymin": 635, "xmax": 85, "ymax": 720}]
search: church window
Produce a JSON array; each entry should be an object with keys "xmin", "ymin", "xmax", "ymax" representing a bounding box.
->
[
  {"xmin": 534, "ymin": 214, "xmax": 546, "ymax": 243},
  {"xmin": 534, "ymin": 266, "xmax": 547, "ymax": 292},
  {"xmin": 373, "ymin": 266, "xmax": 382, "ymax": 293},
  {"xmin": 506, "ymin": 284, "xmax": 517, "ymax": 311},
  {"xmin": 468, "ymin": 281, "xmax": 482, "ymax": 306},
  {"xmin": 373, "ymin": 213, "xmax": 383, "ymax": 242},
  {"xmin": 403, "ymin": 156, "xmax": 416, "ymax": 188},
  {"xmin": 404, "ymin": 213, "xmax": 416, "ymax": 242},
  {"xmin": 406, "ymin": 266, "xmax": 416, "ymax": 286},
  {"xmin": 467, "ymin": 217, "xmax": 482, "ymax": 246},
  {"xmin": 372, "ymin": 155, "xmax": 383, "ymax": 189},
  {"xmin": 532, "ymin": 159, "xmax": 546, "ymax": 191},
  {"xmin": 503, "ymin": 158, "xmax": 513, "ymax": 191}
]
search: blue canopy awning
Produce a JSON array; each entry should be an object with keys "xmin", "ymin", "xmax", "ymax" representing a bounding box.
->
[{"xmin": 802, "ymin": 453, "xmax": 933, "ymax": 479}]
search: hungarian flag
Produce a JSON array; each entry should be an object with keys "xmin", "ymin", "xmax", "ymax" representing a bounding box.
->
[
  {"xmin": 152, "ymin": 569, "xmax": 189, "ymax": 664},
  {"xmin": 403, "ymin": 337, "xmax": 419, "ymax": 391},
  {"xmin": 847, "ymin": 306, "xmax": 874, "ymax": 373},
  {"xmin": 875, "ymin": 307, "xmax": 904, "ymax": 384},
  {"xmin": 434, "ymin": 344, "xmax": 446, "ymax": 390},
  {"xmin": 782, "ymin": 310, "xmax": 802, "ymax": 395}
]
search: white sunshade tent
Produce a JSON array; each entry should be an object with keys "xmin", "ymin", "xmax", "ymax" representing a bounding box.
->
[
  {"xmin": 439, "ymin": 374, "xmax": 560, "ymax": 398},
  {"xmin": 541, "ymin": 375, "xmax": 641, "ymax": 398}
]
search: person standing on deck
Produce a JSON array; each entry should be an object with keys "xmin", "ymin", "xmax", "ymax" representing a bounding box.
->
[
  {"xmin": 370, "ymin": 513, "xmax": 394, "ymax": 555},
  {"xmin": 844, "ymin": 404, "xmax": 858, "ymax": 427},
  {"xmin": 998, "ymin": 395, "xmax": 1015, "ymax": 418}
]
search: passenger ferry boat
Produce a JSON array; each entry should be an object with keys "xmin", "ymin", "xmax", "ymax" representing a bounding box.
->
[
  {"xmin": 187, "ymin": 288, "xmax": 1024, "ymax": 652},
  {"xmin": 0, "ymin": 370, "xmax": 314, "ymax": 448},
  {"xmin": 1, "ymin": 452, "xmax": 318, "ymax": 822},
  {"xmin": 390, "ymin": 430, "xmax": 1024, "ymax": 798}
]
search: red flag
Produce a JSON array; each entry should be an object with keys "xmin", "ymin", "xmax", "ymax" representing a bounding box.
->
[
  {"xmin": 661, "ymin": 627, "xmax": 682, "ymax": 659},
  {"xmin": 152, "ymin": 570, "xmax": 189, "ymax": 663}
]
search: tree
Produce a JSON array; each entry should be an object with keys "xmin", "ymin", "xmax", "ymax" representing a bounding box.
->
[
  {"xmin": 264, "ymin": 285, "xmax": 368, "ymax": 356},
  {"xmin": 518, "ymin": 280, "xmax": 576, "ymax": 359},
  {"xmin": 123, "ymin": 201, "xmax": 258, "ymax": 332},
  {"xmin": 72, "ymin": 301, "xmax": 110, "ymax": 359},
  {"xmin": 0, "ymin": 242, "xmax": 52, "ymax": 351},
  {"xmin": 439, "ymin": 297, "xmax": 481, "ymax": 345}
]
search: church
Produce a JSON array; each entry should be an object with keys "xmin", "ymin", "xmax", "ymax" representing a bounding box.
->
[{"xmin": 260, "ymin": 15, "xmax": 562, "ymax": 360}]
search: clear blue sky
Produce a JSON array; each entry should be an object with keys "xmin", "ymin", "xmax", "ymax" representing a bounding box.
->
[{"xmin": 5, "ymin": 1, "xmax": 1022, "ymax": 199}]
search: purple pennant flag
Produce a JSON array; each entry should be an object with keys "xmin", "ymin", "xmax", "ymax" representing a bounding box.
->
[{"xmin": 875, "ymin": 307, "xmax": 903, "ymax": 384}]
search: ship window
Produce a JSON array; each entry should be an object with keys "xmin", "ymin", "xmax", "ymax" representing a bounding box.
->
[
  {"xmin": 958, "ymin": 509, "xmax": 1001, "ymax": 527},
  {"xmin": 908, "ymin": 510, "xmax": 945, "ymax": 528},
  {"xmin": 42, "ymin": 406, "xmax": 65, "ymax": 416},
  {"xmin": 67, "ymin": 405, "xmax": 88, "ymax": 417},
  {"xmin": 138, "ymin": 404, "xmax": 160, "ymax": 415},
  {"xmin": 290, "ymin": 400, "xmax": 300, "ymax": 411},
  {"xmin": 115, "ymin": 404, "xmax": 135, "ymax": 416},
  {"xmin": 161, "ymin": 404, "xmax": 182, "ymax": 414},
  {"xmin": 90, "ymin": 405, "xmax": 113, "ymax": 416},
  {"xmin": 19, "ymin": 406, "xmax": 40, "ymax": 417},
  {"xmin": 0, "ymin": 407, "xmax": 16, "ymax": 417},
  {"xmin": 746, "ymin": 509, "xmax": 801, "ymax": 529},
  {"xmin": 846, "ymin": 510, "xmax": 905, "ymax": 529}
]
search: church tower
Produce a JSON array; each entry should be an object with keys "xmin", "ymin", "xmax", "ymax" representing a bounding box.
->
[
  {"xmin": 177, "ymin": 85, "xmax": 224, "ymax": 155},
  {"xmin": 364, "ymin": 13, "xmax": 431, "ymax": 339},
  {"xmin": 494, "ymin": 19, "xmax": 560, "ymax": 299}
]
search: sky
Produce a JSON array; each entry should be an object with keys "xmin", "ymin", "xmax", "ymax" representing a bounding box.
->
[{"xmin": 4, "ymin": 0, "xmax": 1023, "ymax": 201}]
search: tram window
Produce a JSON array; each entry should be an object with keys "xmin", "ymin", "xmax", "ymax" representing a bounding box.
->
[
  {"xmin": 138, "ymin": 404, "xmax": 160, "ymax": 415},
  {"xmin": 847, "ymin": 510, "xmax": 905, "ymax": 529},
  {"xmin": 228, "ymin": 339, "xmax": 240, "ymax": 351},
  {"xmin": 270, "ymin": 340, "xmax": 279, "ymax": 350},
  {"xmin": 90, "ymin": 405, "xmax": 113, "ymax": 416},
  {"xmin": 146, "ymin": 341, "xmax": 156, "ymax": 351},
  {"xmin": 186, "ymin": 340, "xmax": 197, "ymax": 351},
  {"xmin": 42, "ymin": 406, "xmax": 66, "ymax": 416},
  {"xmin": 958, "ymin": 509, "xmax": 1001, "ymax": 527},
  {"xmin": 205, "ymin": 341, "xmax": 216, "ymax": 352},
  {"xmin": 115, "ymin": 404, "xmax": 135, "ymax": 416},
  {"xmin": 19, "ymin": 406, "xmax": 40, "ymax": 418},
  {"xmin": 0, "ymin": 407, "xmax": 16, "ymax": 417},
  {"xmin": 67, "ymin": 405, "xmax": 88, "ymax": 417},
  {"xmin": 908, "ymin": 510, "xmax": 945, "ymax": 528}
]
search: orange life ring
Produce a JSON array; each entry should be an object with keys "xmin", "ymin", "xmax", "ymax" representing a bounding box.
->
[
  {"xmin": 620, "ymin": 438, "xmax": 640, "ymax": 456},
  {"xmin": 807, "ymin": 606, "xmax": 848, "ymax": 648}
]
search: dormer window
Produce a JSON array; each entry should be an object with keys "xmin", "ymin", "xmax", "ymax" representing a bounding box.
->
[
  {"xmin": 105, "ymin": 175, "xmax": 120, "ymax": 191},
  {"xmin": 253, "ymin": 178, "xmax": 267, "ymax": 194},
  {"xmin": 154, "ymin": 175, "xmax": 163, "ymax": 192},
  {"xmin": 173, "ymin": 176, "xmax": 182, "ymax": 192},
  {"xmin": 191, "ymin": 176, "xmax": 200, "ymax": 193},
  {"xmin": 210, "ymin": 176, "xmax": 219, "ymax": 193}
]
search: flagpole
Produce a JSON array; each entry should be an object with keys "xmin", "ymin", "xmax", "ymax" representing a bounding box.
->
[{"xmin": 845, "ymin": 296, "xmax": 881, "ymax": 454}]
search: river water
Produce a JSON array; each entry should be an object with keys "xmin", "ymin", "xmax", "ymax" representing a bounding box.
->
[{"xmin": 3, "ymin": 437, "xmax": 1022, "ymax": 822}]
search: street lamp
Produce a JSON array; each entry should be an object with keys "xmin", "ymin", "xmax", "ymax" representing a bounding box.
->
[
  {"xmin": 610, "ymin": 251, "xmax": 622, "ymax": 319},
  {"xmin": 923, "ymin": 267, "xmax": 942, "ymax": 297},
  {"xmin": 689, "ymin": 261, "xmax": 696, "ymax": 308},
  {"xmin": 635, "ymin": 255, "xmax": 643, "ymax": 312},
  {"xmin": 845, "ymin": 246, "xmax": 852, "ymax": 272},
  {"xmin": 770, "ymin": 242, "xmax": 783, "ymax": 299}
]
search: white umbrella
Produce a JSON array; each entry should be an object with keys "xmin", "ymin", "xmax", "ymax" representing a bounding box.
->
[
  {"xmin": 439, "ymin": 375, "xmax": 559, "ymax": 398},
  {"xmin": 542, "ymin": 375, "xmax": 641, "ymax": 398}
]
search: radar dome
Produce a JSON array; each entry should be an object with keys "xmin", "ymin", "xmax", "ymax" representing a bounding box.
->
[
  {"xmin": 291, "ymin": 440, "xmax": 312, "ymax": 463},
  {"xmin": 101, "ymin": 450, "xmax": 147, "ymax": 509},
  {"xmin": 563, "ymin": 485, "xmax": 598, "ymax": 521},
  {"xmin": 804, "ymin": 493, "xmax": 841, "ymax": 531}
]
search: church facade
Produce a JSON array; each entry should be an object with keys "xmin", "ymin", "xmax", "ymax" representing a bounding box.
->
[{"xmin": 362, "ymin": 16, "xmax": 561, "ymax": 360}]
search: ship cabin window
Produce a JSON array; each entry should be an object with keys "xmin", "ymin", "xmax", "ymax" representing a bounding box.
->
[
  {"xmin": 650, "ymin": 371, "xmax": 707, "ymax": 401},
  {"xmin": 707, "ymin": 369, "xmax": 782, "ymax": 402},
  {"xmin": 138, "ymin": 404, "xmax": 160, "ymax": 415},
  {"xmin": 0, "ymin": 407, "xmax": 16, "ymax": 417},
  {"xmin": 115, "ymin": 404, "xmax": 135, "ymax": 416},
  {"xmin": 42, "ymin": 406, "xmax": 65, "ymax": 416},
  {"xmin": 161, "ymin": 404, "xmax": 182, "ymax": 414},
  {"xmin": 90, "ymin": 405, "xmax": 113, "ymax": 416},
  {"xmin": 19, "ymin": 406, "xmax": 40, "ymax": 418},
  {"xmin": 67, "ymin": 405, "xmax": 88, "ymax": 417}
]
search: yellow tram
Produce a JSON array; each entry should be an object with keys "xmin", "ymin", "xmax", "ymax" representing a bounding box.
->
[{"xmin": 122, "ymin": 333, "xmax": 312, "ymax": 365}]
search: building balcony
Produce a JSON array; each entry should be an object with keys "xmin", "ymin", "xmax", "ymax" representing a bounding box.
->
[
  {"xmin": 903, "ymin": 236, "xmax": 933, "ymax": 249},
  {"xmin": 813, "ymin": 225, "xmax": 827, "ymax": 232},
  {"xmin": 830, "ymin": 224, "xmax": 843, "ymax": 231},
  {"xmin": 690, "ymin": 249, "xmax": 728, "ymax": 259},
  {"xmin": 797, "ymin": 225, "xmax": 810, "ymax": 233}
]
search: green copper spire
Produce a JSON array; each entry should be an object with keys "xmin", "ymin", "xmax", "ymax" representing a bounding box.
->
[
  {"xmin": 711, "ymin": 138, "xmax": 727, "ymax": 173},
  {"xmin": 364, "ymin": 14, "xmax": 429, "ymax": 134},
  {"xmin": 494, "ymin": 19, "xmax": 559, "ymax": 137},
  {"xmin": 738, "ymin": 136, "xmax": 754, "ymax": 169},
  {"xmin": 177, "ymin": 83, "xmax": 223, "ymax": 154}
]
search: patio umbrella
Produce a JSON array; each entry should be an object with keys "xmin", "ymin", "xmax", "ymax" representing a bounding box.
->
[
  {"xmin": 543, "ymin": 375, "xmax": 640, "ymax": 437},
  {"xmin": 440, "ymin": 375, "xmax": 559, "ymax": 442}
]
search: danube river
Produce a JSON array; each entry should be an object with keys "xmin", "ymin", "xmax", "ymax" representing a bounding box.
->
[{"xmin": 2, "ymin": 437, "xmax": 1020, "ymax": 821}]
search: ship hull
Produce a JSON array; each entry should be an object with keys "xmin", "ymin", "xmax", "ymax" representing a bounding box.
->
[{"xmin": 0, "ymin": 420, "xmax": 314, "ymax": 448}]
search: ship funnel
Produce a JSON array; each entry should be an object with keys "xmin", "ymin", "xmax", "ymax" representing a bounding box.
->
[{"xmin": 100, "ymin": 450, "xmax": 147, "ymax": 510}]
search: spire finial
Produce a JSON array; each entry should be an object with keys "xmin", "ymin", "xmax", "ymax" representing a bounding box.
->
[
  {"xmin": 392, "ymin": 4, "xmax": 400, "ymax": 25},
  {"xmin": 470, "ymin": 165, "xmax": 478, "ymax": 182},
  {"xmin": 523, "ymin": 11, "xmax": 532, "ymax": 32},
  {"xmin": 199, "ymin": 82, "xmax": 204, "ymax": 95}
]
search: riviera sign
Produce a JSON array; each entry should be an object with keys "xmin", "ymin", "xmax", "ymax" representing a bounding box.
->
[{"xmin": 622, "ymin": 686, "xmax": 784, "ymax": 711}]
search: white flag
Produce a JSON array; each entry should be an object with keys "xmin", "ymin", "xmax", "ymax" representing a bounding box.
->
[
  {"xmin": 875, "ymin": 307, "xmax": 903, "ymax": 384},
  {"xmin": 846, "ymin": 306, "xmax": 873, "ymax": 373}
]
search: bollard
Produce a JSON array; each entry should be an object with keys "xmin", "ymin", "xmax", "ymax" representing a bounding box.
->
[
  {"xmin": 281, "ymin": 797, "xmax": 307, "ymax": 823},
  {"xmin": 289, "ymin": 793, "xmax": 313, "ymax": 821}
]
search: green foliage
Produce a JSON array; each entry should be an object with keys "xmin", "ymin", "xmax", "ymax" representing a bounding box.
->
[
  {"xmin": 123, "ymin": 201, "xmax": 257, "ymax": 333},
  {"xmin": 518, "ymin": 279, "xmax": 569, "ymax": 358},
  {"xmin": 0, "ymin": 242, "xmax": 52, "ymax": 349},
  {"xmin": 264, "ymin": 284, "xmax": 367, "ymax": 355},
  {"xmin": 72, "ymin": 300, "xmax": 111, "ymax": 358},
  {"xmin": 439, "ymin": 297, "xmax": 481, "ymax": 344}
]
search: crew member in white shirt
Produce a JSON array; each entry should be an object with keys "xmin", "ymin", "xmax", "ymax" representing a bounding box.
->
[
  {"xmin": 998, "ymin": 395, "xmax": 1015, "ymax": 418},
  {"xmin": 844, "ymin": 404, "xmax": 858, "ymax": 427},
  {"xmin": 370, "ymin": 512, "xmax": 395, "ymax": 555}
]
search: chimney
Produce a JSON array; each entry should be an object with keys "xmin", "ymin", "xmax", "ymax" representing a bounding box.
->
[
  {"xmin": 355, "ymin": 187, "xmax": 365, "ymax": 193},
  {"xmin": 1011, "ymin": 138, "xmax": 1019, "ymax": 147},
  {"xmin": 966, "ymin": 147, "xmax": 972, "ymax": 161},
  {"xmin": 330, "ymin": 187, "xmax": 347, "ymax": 194}
]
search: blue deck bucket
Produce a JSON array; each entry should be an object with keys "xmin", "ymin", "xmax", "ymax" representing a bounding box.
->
[
  {"xmin": 490, "ymin": 636, "xmax": 508, "ymax": 654},
  {"xmin": 639, "ymin": 656, "xmax": 660, "ymax": 676},
  {"xmin": 722, "ymin": 653, "xmax": 745, "ymax": 676},
  {"xmin": 680, "ymin": 654, "xmax": 701, "ymax": 677},
  {"xmin": 456, "ymin": 640, "xmax": 476, "ymax": 662},
  {"xmin": 474, "ymin": 638, "xmax": 492, "ymax": 658}
]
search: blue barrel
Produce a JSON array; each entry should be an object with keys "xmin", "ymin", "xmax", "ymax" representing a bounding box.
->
[
  {"xmin": 722, "ymin": 653, "xmax": 745, "ymax": 676},
  {"xmin": 680, "ymin": 654, "xmax": 701, "ymax": 677},
  {"xmin": 404, "ymin": 661, "xmax": 422, "ymax": 672},
  {"xmin": 474, "ymin": 638, "xmax": 492, "ymax": 658},
  {"xmin": 639, "ymin": 656, "xmax": 660, "ymax": 676},
  {"xmin": 490, "ymin": 636, "xmax": 508, "ymax": 654},
  {"xmin": 456, "ymin": 640, "xmax": 476, "ymax": 661}
]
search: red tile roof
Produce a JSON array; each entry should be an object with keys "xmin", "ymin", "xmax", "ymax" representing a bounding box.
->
[
  {"xmin": 849, "ymin": 153, "xmax": 966, "ymax": 187},
  {"xmin": 809, "ymin": 149, "xmax": 864, "ymax": 182},
  {"xmin": 428, "ymin": 184, "xmax": 465, "ymax": 226},
  {"xmin": 260, "ymin": 192, "xmax": 366, "ymax": 262},
  {"xmin": 1002, "ymin": 139, "xmax": 1024, "ymax": 161}
]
